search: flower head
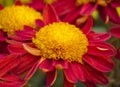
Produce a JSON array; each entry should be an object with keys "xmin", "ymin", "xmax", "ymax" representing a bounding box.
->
[
  {"xmin": 0, "ymin": 5, "xmax": 42, "ymax": 35},
  {"xmin": 8, "ymin": 5, "xmax": 116, "ymax": 87},
  {"xmin": 32, "ymin": 22, "xmax": 88, "ymax": 63}
]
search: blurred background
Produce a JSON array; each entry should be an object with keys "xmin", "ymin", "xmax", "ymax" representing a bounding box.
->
[{"xmin": 0, "ymin": 0, "xmax": 120, "ymax": 87}]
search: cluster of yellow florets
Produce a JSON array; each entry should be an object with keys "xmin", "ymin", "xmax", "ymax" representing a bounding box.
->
[
  {"xmin": 32, "ymin": 22, "xmax": 88, "ymax": 63},
  {"xmin": 0, "ymin": 5, "xmax": 42, "ymax": 35}
]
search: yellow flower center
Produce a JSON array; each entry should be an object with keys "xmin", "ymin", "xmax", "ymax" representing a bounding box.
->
[
  {"xmin": 0, "ymin": 5, "xmax": 42, "ymax": 35},
  {"xmin": 44, "ymin": 0, "xmax": 57, "ymax": 4},
  {"xmin": 32, "ymin": 22, "xmax": 88, "ymax": 63},
  {"xmin": 76, "ymin": 0, "xmax": 112, "ymax": 6}
]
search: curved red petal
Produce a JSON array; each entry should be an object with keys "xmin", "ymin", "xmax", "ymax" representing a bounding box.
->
[
  {"xmin": 39, "ymin": 59, "xmax": 54, "ymax": 71},
  {"xmin": 0, "ymin": 54, "xmax": 21, "ymax": 77},
  {"xmin": 8, "ymin": 43, "xmax": 27, "ymax": 54},
  {"xmin": 110, "ymin": 26, "xmax": 120, "ymax": 38},
  {"xmin": 43, "ymin": 5, "xmax": 60, "ymax": 25},
  {"xmin": 83, "ymin": 55, "xmax": 114, "ymax": 72},
  {"xmin": 12, "ymin": 54, "xmax": 39, "ymax": 75},
  {"xmin": 80, "ymin": 3, "xmax": 98, "ymax": 15},
  {"xmin": 88, "ymin": 42, "xmax": 116, "ymax": 57},
  {"xmin": 64, "ymin": 64, "xmax": 77, "ymax": 83},
  {"xmin": 64, "ymin": 74, "xmax": 74, "ymax": 87},
  {"xmin": 88, "ymin": 32, "xmax": 111, "ymax": 42},
  {"xmin": 52, "ymin": 60, "xmax": 68, "ymax": 69},
  {"xmin": 46, "ymin": 69, "xmax": 57, "ymax": 87},
  {"xmin": 82, "ymin": 16, "xmax": 93, "ymax": 34},
  {"xmin": 83, "ymin": 64, "xmax": 109, "ymax": 85},
  {"xmin": 70, "ymin": 62, "xmax": 86, "ymax": 81}
]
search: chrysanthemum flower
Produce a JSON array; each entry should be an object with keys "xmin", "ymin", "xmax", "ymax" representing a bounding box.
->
[
  {"xmin": 0, "ymin": 4, "xmax": 42, "ymax": 86},
  {"xmin": 48, "ymin": 0, "xmax": 120, "ymax": 25},
  {"xmin": 8, "ymin": 5, "xmax": 116, "ymax": 87},
  {"xmin": 78, "ymin": 0, "xmax": 120, "ymax": 24}
]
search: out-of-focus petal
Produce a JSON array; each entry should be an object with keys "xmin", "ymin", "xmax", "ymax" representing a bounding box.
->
[
  {"xmin": 83, "ymin": 55, "xmax": 114, "ymax": 72},
  {"xmin": 110, "ymin": 26, "xmax": 120, "ymax": 38},
  {"xmin": 46, "ymin": 69, "xmax": 57, "ymax": 87},
  {"xmin": 43, "ymin": 5, "xmax": 60, "ymax": 25}
]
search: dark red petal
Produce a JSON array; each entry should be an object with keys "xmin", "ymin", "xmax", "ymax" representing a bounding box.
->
[
  {"xmin": 88, "ymin": 42, "xmax": 116, "ymax": 57},
  {"xmin": 52, "ymin": 60, "xmax": 68, "ymax": 69},
  {"xmin": 39, "ymin": 59, "xmax": 54, "ymax": 71},
  {"xmin": 8, "ymin": 43, "xmax": 26, "ymax": 54},
  {"xmin": 70, "ymin": 62, "xmax": 86, "ymax": 81},
  {"xmin": 24, "ymin": 60, "xmax": 41, "ymax": 81},
  {"xmin": 83, "ymin": 80, "xmax": 96, "ymax": 87},
  {"xmin": 83, "ymin": 55, "xmax": 114, "ymax": 72},
  {"xmin": 98, "ymin": 7, "xmax": 107, "ymax": 23},
  {"xmin": 46, "ymin": 69, "xmax": 57, "ymax": 87},
  {"xmin": 12, "ymin": 54, "xmax": 39, "ymax": 75},
  {"xmin": 110, "ymin": 26, "xmax": 120, "ymax": 38},
  {"xmin": 115, "ymin": 48, "xmax": 120, "ymax": 60},
  {"xmin": 35, "ymin": 19, "xmax": 45, "ymax": 27},
  {"xmin": 9, "ymin": 25, "xmax": 36, "ymax": 41},
  {"xmin": 83, "ymin": 64, "xmax": 109, "ymax": 85},
  {"xmin": 105, "ymin": 6, "xmax": 120, "ymax": 24},
  {"xmin": 53, "ymin": 0, "xmax": 76, "ymax": 16},
  {"xmin": 64, "ymin": 64, "xmax": 77, "ymax": 83},
  {"xmin": 43, "ymin": 5, "xmax": 60, "ymax": 25},
  {"xmin": 82, "ymin": 16, "xmax": 93, "ymax": 34},
  {"xmin": 0, "ymin": 54, "xmax": 21, "ymax": 77},
  {"xmin": 15, "ymin": 0, "xmax": 22, "ymax": 5},
  {"xmin": 0, "ymin": 81, "xmax": 24, "ymax": 87},
  {"xmin": 64, "ymin": 74, "xmax": 74, "ymax": 87},
  {"xmin": 0, "ymin": 30, "xmax": 6, "ymax": 41},
  {"xmin": 0, "ymin": 4, "xmax": 3, "ymax": 10},
  {"xmin": 88, "ymin": 32, "xmax": 111, "ymax": 42},
  {"xmin": 62, "ymin": 7, "xmax": 82, "ymax": 24},
  {"xmin": 80, "ymin": 3, "xmax": 98, "ymax": 15}
]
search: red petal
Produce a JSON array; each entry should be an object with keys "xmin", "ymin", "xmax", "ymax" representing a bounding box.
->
[
  {"xmin": 52, "ymin": 60, "xmax": 68, "ymax": 69},
  {"xmin": 105, "ymin": 6, "xmax": 120, "ymax": 24},
  {"xmin": 70, "ymin": 62, "xmax": 86, "ymax": 81},
  {"xmin": 88, "ymin": 42, "xmax": 116, "ymax": 57},
  {"xmin": 0, "ymin": 54, "xmax": 21, "ymax": 77},
  {"xmin": 24, "ymin": 60, "xmax": 41, "ymax": 81},
  {"xmin": 80, "ymin": 3, "xmax": 98, "ymax": 15},
  {"xmin": 88, "ymin": 32, "xmax": 111, "ymax": 42},
  {"xmin": 64, "ymin": 74, "xmax": 74, "ymax": 87},
  {"xmin": 35, "ymin": 19, "xmax": 45, "ymax": 27},
  {"xmin": 39, "ymin": 59, "xmax": 54, "ymax": 71},
  {"xmin": 64, "ymin": 64, "xmax": 77, "ymax": 83},
  {"xmin": 82, "ymin": 16, "xmax": 93, "ymax": 34},
  {"xmin": 46, "ymin": 69, "xmax": 57, "ymax": 87},
  {"xmin": 8, "ymin": 43, "xmax": 26, "ymax": 54},
  {"xmin": 83, "ymin": 80, "xmax": 96, "ymax": 87},
  {"xmin": 98, "ymin": 7, "xmax": 107, "ymax": 23},
  {"xmin": 83, "ymin": 55, "xmax": 114, "ymax": 72},
  {"xmin": 0, "ymin": 4, "xmax": 3, "ymax": 10},
  {"xmin": 110, "ymin": 26, "xmax": 120, "ymax": 38},
  {"xmin": 43, "ymin": 5, "xmax": 60, "ymax": 25},
  {"xmin": 12, "ymin": 54, "xmax": 39, "ymax": 75},
  {"xmin": 83, "ymin": 64, "xmax": 109, "ymax": 85},
  {"xmin": 115, "ymin": 48, "xmax": 120, "ymax": 60}
]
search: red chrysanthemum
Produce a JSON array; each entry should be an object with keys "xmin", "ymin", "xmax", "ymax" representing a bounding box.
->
[
  {"xmin": 0, "ymin": 3, "xmax": 42, "ymax": 86},
  {"xmin": 7, "ymin": 5, "xmax": 116, "ymax": 87}
]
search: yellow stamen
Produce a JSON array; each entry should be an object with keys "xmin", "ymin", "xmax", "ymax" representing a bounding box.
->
[
  {"xmin": 32, "ymin": 22, "xmax": 88, "ymax": 64},
  {"xmin": 0, "ymin": 5, "xmax": 42, "ymax": 35}
]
